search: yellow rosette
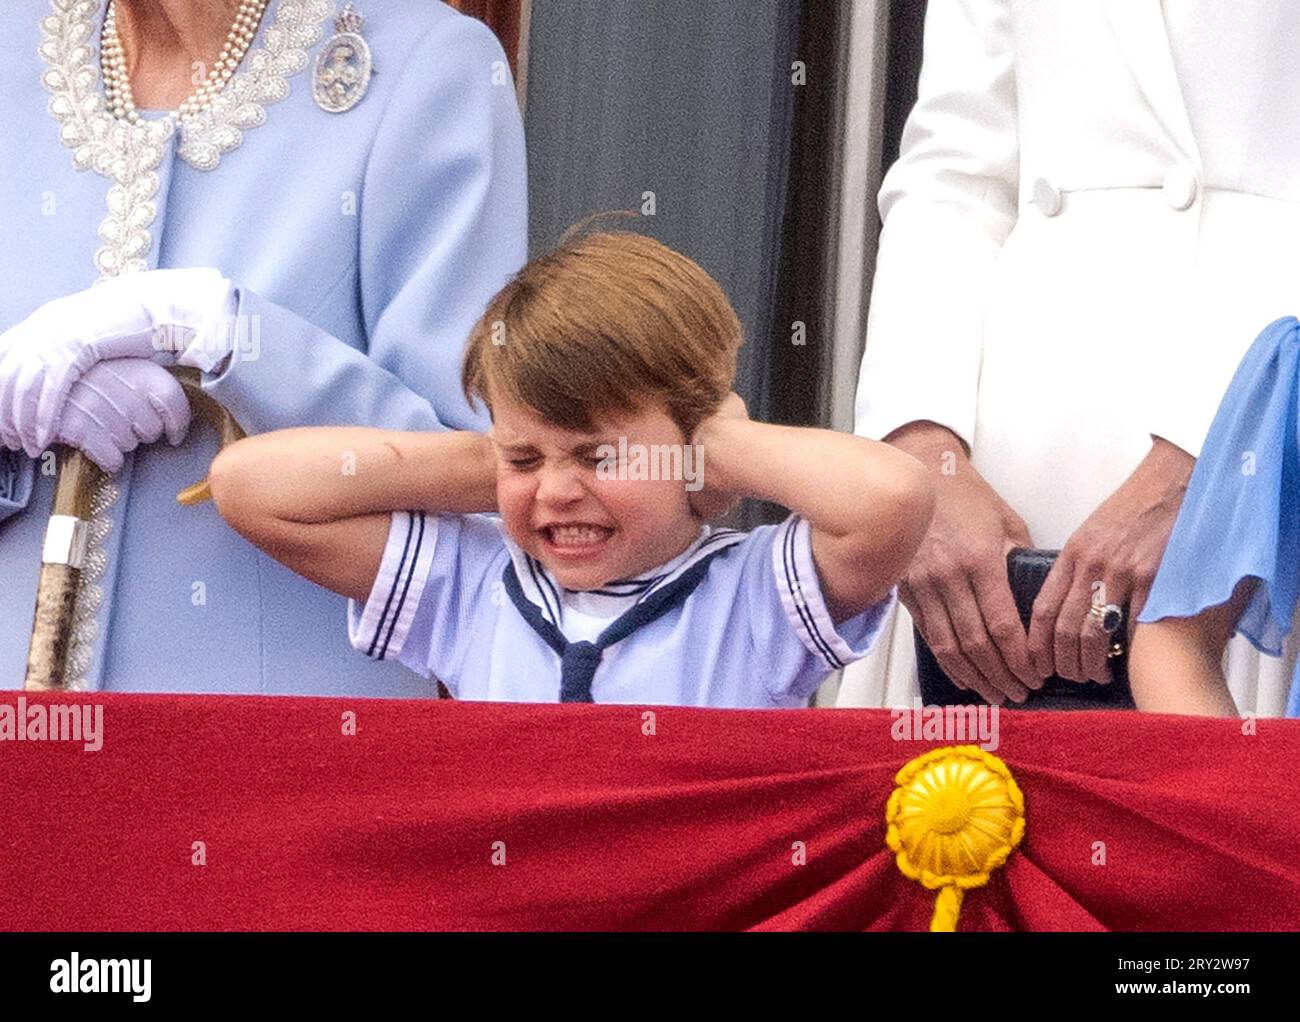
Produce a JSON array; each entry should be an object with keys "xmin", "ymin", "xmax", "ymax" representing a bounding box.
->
[{"xmin": 885, "ymin": 745, "xmax": 1025, "ymax": 932}]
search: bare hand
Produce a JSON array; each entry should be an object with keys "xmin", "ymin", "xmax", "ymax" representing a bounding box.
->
[
  {"xmin": 890, "ymin": 421, "xmax": 1041, "ymax": 705},
  {"xmin": 1027, "ymin": 437, "xmax": 1193, "ymax": 684},
  {"xmin": 689, "ymin": 392, "xmax": 748, "ymax": 521}
]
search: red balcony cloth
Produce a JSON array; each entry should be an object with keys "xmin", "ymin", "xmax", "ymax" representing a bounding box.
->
[{"xmin": 2, "ymin": 693, "xmax": 1297, "ymax": 931}]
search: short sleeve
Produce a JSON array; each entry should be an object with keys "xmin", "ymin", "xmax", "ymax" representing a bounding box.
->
[
  {"xmin": 738, "ymin": 514, "xmax": 897, "ymax": 703},
  {"xmin": 348, "ymin": 510, "xmax": 506, "ymax": 683}
]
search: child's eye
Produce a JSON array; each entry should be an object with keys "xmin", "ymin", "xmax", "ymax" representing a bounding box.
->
[{"xmin": 506, "ymin": 456, "xmax": 541, "ymax": 470}]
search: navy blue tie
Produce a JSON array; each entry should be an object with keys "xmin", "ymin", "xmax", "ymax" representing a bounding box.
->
[{"xmin": 503, "ymin": 547, "xmax": 736, "ymax": 702}]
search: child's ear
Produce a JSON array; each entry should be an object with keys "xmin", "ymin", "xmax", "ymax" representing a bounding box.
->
[{"xmin": 688, "ymin": 487, "xmax": 738, "ymax": 523}]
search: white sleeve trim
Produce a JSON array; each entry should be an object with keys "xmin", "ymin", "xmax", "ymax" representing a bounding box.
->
[
  {"xmin": 771, "ymin": 514, "xmax": 894, "ymax": 669},
  {"xmin": 347, "ymin": 510, "xmax": 437, "ymax": 662}
]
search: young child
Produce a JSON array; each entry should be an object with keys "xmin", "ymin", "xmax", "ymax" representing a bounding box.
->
[
  {"xmin": 1131, "ymin": 316, "xmax": 1300, "ymax": 718},
  {"xmin": 208, "ymin": 232, "xmax": 934, "ymax": 706}
]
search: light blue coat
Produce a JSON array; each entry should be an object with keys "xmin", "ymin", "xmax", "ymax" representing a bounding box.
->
[{"xmin": 0, "ymin": 0, "xmax": 527, "ymax": 694}]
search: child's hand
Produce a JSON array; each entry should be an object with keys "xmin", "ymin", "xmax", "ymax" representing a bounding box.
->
[{"xmin": 688, "ymin": 392, "xmax": 748, "ymax": 521}]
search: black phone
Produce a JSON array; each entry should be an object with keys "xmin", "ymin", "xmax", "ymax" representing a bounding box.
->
[{"xmin": 914, "ymin": 547, "xmax": 1134, "ymax": 708}]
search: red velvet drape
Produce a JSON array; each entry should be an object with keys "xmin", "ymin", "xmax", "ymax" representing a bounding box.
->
[{"xmin": 2, "ymin": 693, "xmax": 1297, "ymax": 931}]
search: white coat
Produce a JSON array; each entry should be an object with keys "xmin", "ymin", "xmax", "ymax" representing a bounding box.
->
[{"xmin": 842, "ymin": 0, "xmax": 1300, "ymax": 716}]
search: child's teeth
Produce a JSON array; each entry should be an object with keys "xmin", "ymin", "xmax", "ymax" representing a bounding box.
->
[{"xmin": 551, "ymin": 526, "xmax": 607, "ymax": 546}]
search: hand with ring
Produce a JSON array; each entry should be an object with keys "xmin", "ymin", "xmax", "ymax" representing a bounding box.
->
[
  {"xmin": 1027, "ymin": 437, "xmax": 1193, "ymax": 683},
  {"xmin": 1088, "ymin": 600, "xmax": 1126, "ymax": 664}
]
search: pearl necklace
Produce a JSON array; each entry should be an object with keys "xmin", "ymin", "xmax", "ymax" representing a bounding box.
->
[{"xmin": 101, "ymin": 0, "xmax": 271, "ymax": 124}]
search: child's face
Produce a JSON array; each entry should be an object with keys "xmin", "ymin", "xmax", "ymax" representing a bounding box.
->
[{"xmin": 490, "ymin": 394, "xmax": 703, "ymax": 591}]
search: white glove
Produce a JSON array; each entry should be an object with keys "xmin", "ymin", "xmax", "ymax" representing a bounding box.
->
[
  {"xmin": 0, "ymin": 267, "xmax": 234, "ymax": 457},
  {"xmin": 51, "ymin": 358, "xmax": 193, "ymax": 473}
]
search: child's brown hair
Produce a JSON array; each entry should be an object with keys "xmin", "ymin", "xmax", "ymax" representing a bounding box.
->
[{"xmin": 462, "ymin": 229, "xmax": 743, "ymax": 439}]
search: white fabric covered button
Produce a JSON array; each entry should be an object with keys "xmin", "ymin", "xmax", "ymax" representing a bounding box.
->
[
  {"xmin": 1162, "ymin": 166, "xmax": 1199, "ymax": 210},
  {"xmin": 1032, "ymin": 177, "xmax": 1063, "ymax": 217}
]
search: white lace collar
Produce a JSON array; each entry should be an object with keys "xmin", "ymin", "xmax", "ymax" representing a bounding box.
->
[{"xmin": 39, "ymin": 0, "xmax": 332, "ymax": 175}]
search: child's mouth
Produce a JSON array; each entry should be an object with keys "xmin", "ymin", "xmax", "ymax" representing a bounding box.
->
[{"xmin": 539, "ymin": 524, "xmax": 614, "ymax": 557}]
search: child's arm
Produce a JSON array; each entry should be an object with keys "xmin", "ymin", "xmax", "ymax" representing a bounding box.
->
[
  {"xmin": 1128, "ymin": 577, "xmax": 1255, "ymax": 716},
  {"xmin": 207, "ymin": 427, "xmax": 497, "ymax": 602},
  {"xmin": 695, "ymin": 395, "xmax": 935, "ymax": 621}
]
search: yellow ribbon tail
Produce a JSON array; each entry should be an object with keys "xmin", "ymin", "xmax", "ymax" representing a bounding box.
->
[{"xmin": 930, "ymin": 885, "xmax": 964, "ymax": 932}]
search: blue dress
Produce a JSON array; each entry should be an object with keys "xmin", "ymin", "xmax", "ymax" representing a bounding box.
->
[
  {"xmin": 0, "ymin": 0, "xmax": 527, "ymax": 693},
  {"xmin": 1137, "ymin": 316, "xmax": 1300, "ymax": 716}
]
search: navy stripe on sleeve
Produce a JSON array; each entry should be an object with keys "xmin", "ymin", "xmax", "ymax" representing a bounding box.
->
[
  {"xmin": 377, "ymin": 510, "xmax": 426, "ymax": 661},
  {"xmin": 367, "ymin": 511, "xmax": 416, "ymax": 659},
  {"xmin": 782, "ymin": 516, "xmax": 842, "ymax": 669}
]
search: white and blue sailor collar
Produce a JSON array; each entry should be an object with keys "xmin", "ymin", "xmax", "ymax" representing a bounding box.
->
[{"xmin": 501, "ymin": 524, "xmax": 748, "ymax": 631}]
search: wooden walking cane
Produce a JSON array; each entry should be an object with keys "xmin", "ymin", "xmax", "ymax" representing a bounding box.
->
[{"xmin": 23, "ymin": 367, "xmax": 245, "ymax": 691}]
